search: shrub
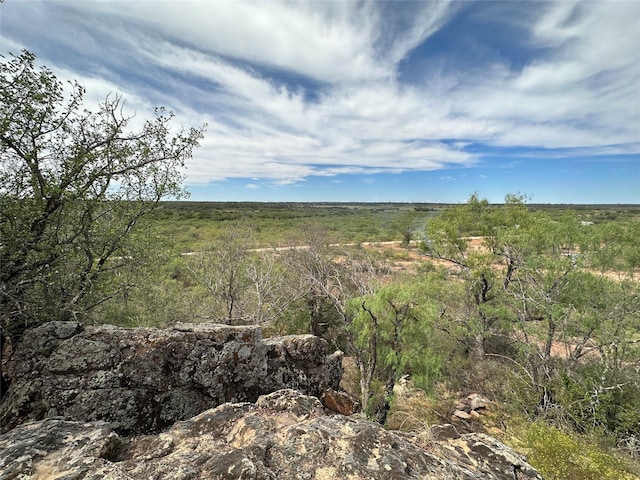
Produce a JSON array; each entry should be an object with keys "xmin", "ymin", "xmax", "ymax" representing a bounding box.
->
[{"xmin": 524, "ymin": 422, "xmax": 638, "ymax": 480}]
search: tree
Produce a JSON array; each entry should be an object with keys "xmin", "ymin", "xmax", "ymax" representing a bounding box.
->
[
  {"xmin": 244, "ymin": 247, "xmax": 299, "ymax": 325},
  {"xmin": 0, "ymin": 51, "xmax": 204, "ymax": 350},
  {"xmin": 187, "ymin": 223, "xmax": 299, "ymax": 325},
  {"xmin": 281, "ymin": 225, "xmax": 394, "ymax": 413},
  {"xmin": 284, "ymin": 223, "xmax": 345, "ymax": 339},
  {"xmin": 426, "ymin": 195, "xmax": 640, "ymax": 445},
  {"xmin": 502, "ymin": 211, "xmax": 640, "ymax": 433},
  {"xmin": 187, "ymin": 223, "xmax": 255, "ymax": 323},
  {"xmin": 426, "ymin": 193, "xmax": 517, "ymax": 358},
  {"xmin": 349, "ymin": 278, "xmax": 441, "ymax": 421}
]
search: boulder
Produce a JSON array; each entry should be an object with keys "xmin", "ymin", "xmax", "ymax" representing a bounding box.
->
[
  {"xmin": 0, "ymin": 321, "xmax": 342, "ymax": 435},
  {"xmin": 455, "ymin": 393, "xmax": 492, "ymax": 414},
  {"xmin": 0, "ymin": 389, "xmax": 543, "ymax": 480}
]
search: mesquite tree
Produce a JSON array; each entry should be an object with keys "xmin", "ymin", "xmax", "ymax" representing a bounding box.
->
[
  {"xmin": 427, "ymin": 195, "xmax": 640, "ymax": 441},
  {"xmin": 0, "ymin": 51, "xmax": 204, "ymax": 349}
]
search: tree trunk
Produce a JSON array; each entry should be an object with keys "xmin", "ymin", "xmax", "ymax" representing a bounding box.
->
[
  {"xmin": 472, "ymin": 333, "xmax": 486, "ymax": 359},
  {"xmin": 0, "ymin": 329, "xmax": 10, "ymax": 401},
  {"xmin": 375, "ymin": 371, "xmax": 396, "ymax": 425},
  {"xmin": 308, "ymin": 296, "xmax": 322, "ymax": 337},
  {"xmin": 358, "ymin": 363, "xmax": 373, "ymax": 414}
]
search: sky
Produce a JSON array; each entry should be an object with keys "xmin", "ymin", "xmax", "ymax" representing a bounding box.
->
[{"xmin": 1, "ymin": 1, "xmax": 639, "ymax": 204}]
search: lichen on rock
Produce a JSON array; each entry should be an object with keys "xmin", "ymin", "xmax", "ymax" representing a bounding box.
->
[
  {"xmin": 0, "ymin": 389, "xmax": 543, "ymax": 480},
  {"xmin": 0, "ymin": 321, "xmax": 342, "ymax": 435},
  {"xmin": 0, "ymin": 322, "xmax": 543, "ymax": 479}
]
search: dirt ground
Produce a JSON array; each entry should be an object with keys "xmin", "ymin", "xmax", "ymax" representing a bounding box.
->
[{"xmin": 362, "ymin": 238, "xmax": 639, "ymax": 281}]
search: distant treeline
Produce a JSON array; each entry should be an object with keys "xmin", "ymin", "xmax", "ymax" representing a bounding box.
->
[{"xmin": 150, "ymin": 201, "xmax": 640, "ymax": 223}]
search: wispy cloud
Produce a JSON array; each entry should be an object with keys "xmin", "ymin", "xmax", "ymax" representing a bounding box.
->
[{"xmin": 1, "ymin": 0, "xmax": 638, "ymax": 192}]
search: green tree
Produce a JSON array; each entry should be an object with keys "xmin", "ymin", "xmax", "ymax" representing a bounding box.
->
[
  {"xmin": 349, "ymin": 277, "xmax": 442, "ymax": 420},
  {"xmin": 0, "ymin": 51, "xmax": 204, "ymax": 348},
  {"xmin": 504, "ymin": 213, "xmax": 640, "ymax": 435},
  {"xmin": 426, "ymin": 194, "xmax": 640, "ymax": 446},
  {"xmin": 426, "ymin": 193, "xmax": 518, "ymax": 358}
]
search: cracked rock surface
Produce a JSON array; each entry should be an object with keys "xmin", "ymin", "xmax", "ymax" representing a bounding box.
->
[
  {"xmin": 0, "ymin": 389, "xmax": 542, "ymax": 480},
  {"xmin": 0, "ymin": 322, "xmax": 342, "ymax": 435},
  {"xmin": 0, "ymin": 322, "xmax": 542, "ymax": 479}
]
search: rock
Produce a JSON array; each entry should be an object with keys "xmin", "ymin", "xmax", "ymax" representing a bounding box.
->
[
  {"xmin": 453, "ymin": 409, "xmax": 472, "ymax": 420},
  {"xmin": 0, "ymin": 389, "xmax": 543, "ymax": 480},
  {"xmin": 430, "ymin": 423, "xmax": 460, "ymax": 441},
  {"xmin": 321, "ymin": 388, "xmax": 359, "ymax": 415},
  {"xmin": 453, "ymin": 393, "xmax": 491, "ymax": 417},
  {"xmin": 468, "ymin": 393, "xmax": 489, "ymax": 411},
  {"xmin": 263, "ymin": 335, "xmax": 343, "ymax": 399},
  {"xmin": 438, "ymin": 432, "xmax": 543, "ymax": 480},
  {"xmin": 0, "ymin": 321, "xmax": 342, "ymax": 435}
]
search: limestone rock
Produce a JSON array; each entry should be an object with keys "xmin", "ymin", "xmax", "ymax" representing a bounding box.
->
[
  {"xmin": 0, "ymin": 389, "xmax": 543, "ymax": 480},
  {"xmin": 453, "ymin": 393, "xmax": 492, "ymax": 419},
  {"xmin": 0, "ymin": 321, "xmax": 342, "ymax": 435}
]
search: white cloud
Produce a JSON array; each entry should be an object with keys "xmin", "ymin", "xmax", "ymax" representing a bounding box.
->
[
  {"xmin": 72, "ymin": 0, "xmax": 392, "ymax": 83},
  {"xmin": 449, "ymin": 2, "xmax": 640, "ymax": 149},
  {"xmin": 1, "ymin": 0, "xmax": 637, "ymax": 189},
  {"xmin": 125, "ymin": 1, "xmax": 640, "ymax": 182}
]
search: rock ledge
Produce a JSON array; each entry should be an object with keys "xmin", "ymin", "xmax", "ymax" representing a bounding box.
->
[
  {"xmin": 0, "ymin": 389, "xmax": 543, "ymax": 480},
  {"xmin": 0, "ymin": 321, "xmax": 342, "ymax": 435}
]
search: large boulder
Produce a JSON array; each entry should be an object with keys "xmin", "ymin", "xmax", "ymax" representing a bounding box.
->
[
  {"xmin": 0, "ymin": 322, "xmax": 342, "ymax": 435},
  {"xmin": 0, "ymin": 389, "xmax": 543, "ymax": 480}
]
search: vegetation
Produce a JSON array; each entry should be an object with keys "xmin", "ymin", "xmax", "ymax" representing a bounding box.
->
[
  {"xmin": 0, "ymin": 51, "xmax": 204, "ymax": 358},
  {"xmin": 425, "ymin": 197, "xmax": 639, "ymax": 467},
  {"xmin": 96, "ymin": 199, "xmax": 639, "ymax": 469},
  {"xmin": 523, "ymin": 422, "xmax": 638, "ymax": 480},
  {"xmin": 145, "ymin": 201, "xmax": 439, "ymax": 251},
  {"xmin": 2, "ymin": 50, "xmax": 639, "ymax": 477}
]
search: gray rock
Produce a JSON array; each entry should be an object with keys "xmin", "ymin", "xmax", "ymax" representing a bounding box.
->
[
  {"xmin": 0, "ymin": 389, "xmax": 543, "ymax": 480},
  {"xmin": 0, "ymin": 322, "xmax": 342, "ymax": 435}
]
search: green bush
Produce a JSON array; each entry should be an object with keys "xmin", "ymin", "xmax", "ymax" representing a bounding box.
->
[{"xmin": 524, "ymin": 422, "xmax": 638, "ymax": 480}]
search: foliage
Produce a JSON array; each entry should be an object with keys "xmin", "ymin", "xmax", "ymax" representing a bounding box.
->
[
  {"xmin": 92, "ymin": 253, "xmax": 197, "ymax": 328},
  {"xmin": 349, "ymin": 277, "xmax": 442, "ymax": 418},
  {"xmin": 186, "ymin": 222, "xmax": 299, "ymax": 325},
  {"xmin": 5, "ymin": 156, "xmax": 634, "ymax": 464},
  {"xmin": 154, "ymin": 196, "xmax": 638, "ymax": 448},
  {"xmin": 424, "ymin": 193, "xmax": 640, "ymax": 453},
  {"xmin": 425, "ymin": 193, "xmax": 521, "ymax": 359},
  {"xmin": 524, "ymin": 422, "xmax": 638, "ymax": 480},
  {"xmin": 146, "ymin": 201, "xmax": 441, "ymax": 251},
  {"xmin": 0, "ymin": 50, "xmax": 204, "ymax": 342}
]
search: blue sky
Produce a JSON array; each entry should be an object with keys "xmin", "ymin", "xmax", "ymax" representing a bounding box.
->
[{"xmin": 1, "ymin": 0, "xmax": 639, "ymax": 203}]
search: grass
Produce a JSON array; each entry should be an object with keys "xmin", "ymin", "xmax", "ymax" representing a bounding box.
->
[
  {"xmin": 516, "ymin": 422, "xmax": 640, "ymax": 480},
  {"xmin": 384, "ymin": 379, "xmax": 640, "ymax": 480}
]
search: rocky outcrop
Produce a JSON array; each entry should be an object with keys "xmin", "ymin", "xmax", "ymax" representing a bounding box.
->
[
  {"xmin": 0, "ymin": 322, "xmax": 342, "ymax": 435},
  {"xmin": 0, "ymin": 389, "xmax": 543, "ymax": 480},
  {"xmin": 0, "ymin": 323, "xmax": 543, "ymax": 479},
  {"xmin": 452, "ymin": 393, "xmax": 492, "ymax": 421}
]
